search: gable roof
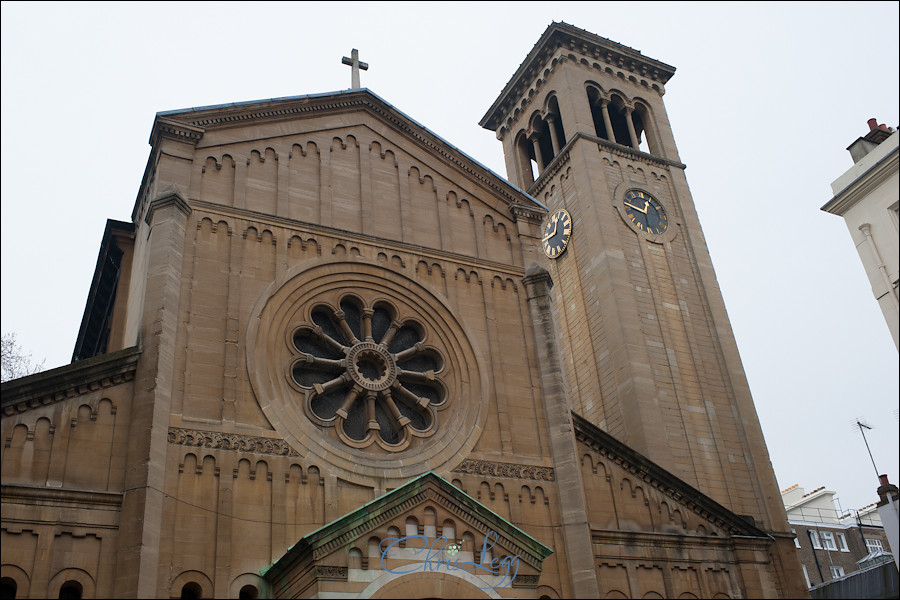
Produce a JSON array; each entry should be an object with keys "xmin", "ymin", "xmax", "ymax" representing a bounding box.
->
[
  {"xmin": 142, "ymin": 88, "xmax": 545, "ymax": 218},
  {"xmin": 262, "ymin": 471, "xmax": 553, "ymax": 585}
]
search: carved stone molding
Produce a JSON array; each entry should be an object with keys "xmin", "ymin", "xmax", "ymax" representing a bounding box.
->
[
  {"xmin": 509, "ymin": 202, "xmax": 547, "ymax": 224},
  {"xmin": 151, "ymin": 116, "xmax": 205, "ymax": 147},
  {"xmin": 315, "ymin": 565, "xmax": 348, "ymax": 581},
  {"xmin": 452, "ymin": 459, "xmax": 555, "ymax": 481},
  {"xmin": 512, "ymin": 574, "xmax": 540, "ymax": 588},
  {"xmin": 168, "ymin": 427, "xmax": 300, "ymax": 457}
]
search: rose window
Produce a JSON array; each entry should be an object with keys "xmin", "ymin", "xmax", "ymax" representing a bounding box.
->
[{"xmin": 288, "ymin": 296, "xmax": 448, "ymax": 452}]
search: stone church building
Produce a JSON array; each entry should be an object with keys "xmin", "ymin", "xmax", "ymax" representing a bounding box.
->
[{"xmin": 1, "ymin": 23, "xmax": 807, "ymax": 599}]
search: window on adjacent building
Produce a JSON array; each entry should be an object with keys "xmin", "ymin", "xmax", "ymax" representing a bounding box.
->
[
  {"xmin": 821, "ymin": 531, "xmax": 838, "ymax": 551},
  {"xmin": 830, "ymin": 565, "xmax": 845, "ymax": 578},
  {"xmin": 836, "ymin": 532, "xmax": 849, "ymax": 552},
  {"xmin": 866, "ymin": 538, "xmax": 884, "ymax": 553},
  {"xmin": 792, "ymin": 528, "xmax": 801, "ymax": 548},
  {"xmin": 808, "ymin": 529, "xmax": 822, "ymax": 549},
  {"xmin": 802, "ymin": 564, "xmax": 812, "ymax": 588}
]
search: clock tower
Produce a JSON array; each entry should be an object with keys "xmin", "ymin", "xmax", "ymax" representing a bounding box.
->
[{"xmin": 482, "ymin": 21, "xmax": 792, "ymax": 548}]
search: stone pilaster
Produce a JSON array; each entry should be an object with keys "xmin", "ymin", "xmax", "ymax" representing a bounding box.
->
[
  {"xmin": 114, "ymin": 187, "xmax": 191, "ymax": 598},
  {"xmin": 522, "ymin": 263, "xmax": 599, "ymax": 599}
]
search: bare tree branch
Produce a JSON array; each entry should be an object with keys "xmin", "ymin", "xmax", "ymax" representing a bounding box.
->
[{"xmin": 1, "ymin": 332, "xmax": 45, "ymax": 382}]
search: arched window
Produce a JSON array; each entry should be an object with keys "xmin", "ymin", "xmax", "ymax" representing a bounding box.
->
[
  {"xmin": 514, "ymin": 131, "xmax": 537, "ymax": 187},
  {"xmin": 405, "ymin": 515, "xmax": 419, "ymax": 537},
  {"xmin": 238, "ymin": 584, "xmax": 258, "ymax": 600},
  {"xmin": 1, "ymin": 577, "xmax": 17, "ymax": 600},
  {"xmin": 180, "ymin": 582, "xmax": 202, "ymax": 600},
  {"xmin": 531, "ymin": 115, "xmax": 555, "ymax": 171},
  {"xmin": 348, "ymin": 547, "xmax": 364, "ymax": 570},
  {"xmin": 631, "ymin": 103, "xmax": 660, "ymax": 156},
  {"xmin": 587, "ymin": 86, "xmax": 610, "ymax": 140},
  {"xmin": 607, "ymin": 95, "xmax": 632, "ymax": 148},
  {"xmin": 58, "ymin": 581, "xmax": 82, "ymax": 600},
  {"xmin": 633, "ymin": 108, "xmax": 650, "ymax": 153},
  {"xmin": 546, "ymin": 96, "xmax": 566, "ymax": 151},
  {"xmin": 442, "ymin": 519, "xmax": 456, "ymax": 540}
]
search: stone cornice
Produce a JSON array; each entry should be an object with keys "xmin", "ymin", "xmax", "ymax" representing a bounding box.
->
[
  {"xmin": 508, "ymin": 202, "xmax": 548, "ymax": 224},
  {"xmin": 167, "ymin": 427, "xmax": 301, "ymax": 457},
  {"xmin": 1, "ymin": 346, "xmax": 141, "ymax": 417},
  {"xmin": 529, "ymin": 132, "xmax": 683, "ymax": 197},
  {"xmin": 572, "ymin": 413, "xmax": 770, "ymax": 538},
  {"xmin": 822, "ymin": 143, "xmax": 899, "ymax": 215},
  {"xmin": 593, "ymin": 134, "xmax": 685, "ymax": 170},
  {"xmin": 591, "ymin": 529, "xmax": 771, "ymax": 551},
  {"xmin": 481, "ymin": 21, "xmax": 676, "ymax": 132},
  {"xmin": 186, "ymin": 199, "xmax": 529, "ymax": 278},
  {"xmin": 145, "ymin": 187, "xmax": 192, "ymax": 226},
  {"xmin": 1, "ymin": 484, "xmax": 123, "ymax": 509},
  {"xmin": 150, "ymin": 116, "xmax": 205, "ymax": 147}
]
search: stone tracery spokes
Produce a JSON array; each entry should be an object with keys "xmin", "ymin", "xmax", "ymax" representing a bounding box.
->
[{"xmin": 289, "ymin": 296, "xmax": 447, "ymax": 452}]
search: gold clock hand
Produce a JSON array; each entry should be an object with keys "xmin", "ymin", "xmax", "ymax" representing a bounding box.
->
[
  {"xmin": 543, "ymin": 219, "xmax": 558, "ymax": 240},
  {"xmin": 623, "ymin": 202, "xmax": 647, "ymax": 214}
]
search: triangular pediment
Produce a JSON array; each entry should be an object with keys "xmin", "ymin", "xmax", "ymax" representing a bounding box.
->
[
  {"xmin": 263, "ymin": 471, "xmax": 553, "ymax": 598},
  {"xmin": 151, "ymin": 88, "xmax": 542, "ymax": 218},
  {"xmin": 573, "ymin": 412, "xmax": 768, "ymax": 538}
]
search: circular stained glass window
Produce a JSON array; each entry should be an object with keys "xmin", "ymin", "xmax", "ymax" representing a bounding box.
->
[{"xmin": 289, "ymin": 296, "xmax": 449, "ymax": 452}]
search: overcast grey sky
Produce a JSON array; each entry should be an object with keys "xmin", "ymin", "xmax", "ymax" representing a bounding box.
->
[{"xmin": 2, "ymin": 1, "xmax": 898, "ymax": 515}]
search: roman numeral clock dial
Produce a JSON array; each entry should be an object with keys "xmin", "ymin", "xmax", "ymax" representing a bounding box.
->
[
  {"xmin": 542, "ymin": 209, "xmax": 572, "ymax": 259},
  {"xmin": 623, "ymin": 189, "xmax": 668, "ymax": 236}
]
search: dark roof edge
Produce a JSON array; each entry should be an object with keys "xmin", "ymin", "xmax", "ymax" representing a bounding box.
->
[
  {"xmin": 572, "ymin": 412, "xmax": 770, "ymax": 538},
  {"xmin": 72, "ymin": 220, "xmax": 135, "ymax": 361},
  {"xmin": 1, "ymin": 345, "xmax": 141, "ymax": 417}
]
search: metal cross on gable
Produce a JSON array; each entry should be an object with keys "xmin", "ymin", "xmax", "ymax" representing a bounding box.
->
[{"xmin": 342, "ymin": 48, "xmax": 368, "ymax": 89}]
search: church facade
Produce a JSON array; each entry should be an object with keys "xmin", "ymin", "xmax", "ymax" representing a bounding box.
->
[{"xmin": 1, "ymin": 23, "xmax": 807, "ymax": 599}]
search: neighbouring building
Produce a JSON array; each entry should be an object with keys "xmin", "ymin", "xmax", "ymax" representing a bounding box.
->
[
  {"xmin": 1, "ymin": 23, "xmax": 808, "ymax": 598},
  {"xmin": 782, "ymin": 484, "xmax": 894, "ymax": 590},
  {"xmin": 822, "ymin": 120, "xmax": 900, "ymax": 350}
]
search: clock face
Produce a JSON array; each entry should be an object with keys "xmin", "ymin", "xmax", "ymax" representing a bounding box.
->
[
  {"xmin": 623, "ymin": 190, "xmax": 668, "ymax": 235},
  {"xmin": 542, "ymin": 208, "xmax": 572, "ymax": 259}
]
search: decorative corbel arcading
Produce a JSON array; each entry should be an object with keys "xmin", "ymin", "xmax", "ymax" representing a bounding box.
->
[{"xmin": 167, "ymin": 92, "xmax": 540, "ymax": 213}]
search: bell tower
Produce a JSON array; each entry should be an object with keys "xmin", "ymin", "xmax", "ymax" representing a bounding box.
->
[{"xmin": 482, "ymin": 22, "xmax": 789, "ymax": 536}]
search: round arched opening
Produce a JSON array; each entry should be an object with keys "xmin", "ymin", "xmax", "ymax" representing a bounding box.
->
[
  {"xmin": 180, "ymin": 582, "xmax": 202, "ymax": 600},
  {"xmin": 58, "ymin": 580, "xmax": 83, "ymax": 600}
]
